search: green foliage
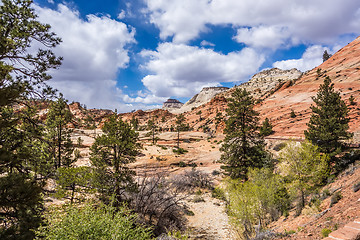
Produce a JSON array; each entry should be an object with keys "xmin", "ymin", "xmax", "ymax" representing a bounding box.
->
[
  {"xmin": 349, "ymin": 95, "xmax": 356, "ymax": 105},
  {"xmin": 0, "ymin": 173, "xmax": 43, "ymax": 240},
  {"xmin": 260, "ymin": 117, "xmax": 274, "ymax": 136},
  {"xmin": 36, "ymin": 203, "xmax": 152, "ymax": 240},
  {"xmin": 330, "ymin": 191, "xmax": 342, "ymax": 207},
  {"xmin": 173, "ymin": 147, "xmax": 188, "ymax": 155},
  {"xmin": 212, "ymin": 187, "xmax": 226, "ymax": 201},
  {"xmin": 305, "ymin": 77, "xmax": 352, "ymax": 158},
  {"xmin": 90, "ymin": 114, "xmax": 140, "ymax": 205},
  {"xmin": 56, "ymin": 166, "xmax": 92, "ymax": 204},
  {"xmin": 226, "ymin": 168, "xmax": 290, "ymax": 239},
  {"xmin": 175, "ymin": 114, "xmax": 186, "ymax": 148},
  {"xmin": 45, "ymin": 94, "xmax": 75, "ymax": 169},
  {"xmin": 321, "ymin": 228, "xmax": 332, "ymax": 238},
  {"xmin": 147, "ymin": 118, "xmax": 158, "ymax": 144},
  {"xmin": 220, "ymin": 88, "xmax": 268, "ymax": 179},
  {"xmin": 290, "ymin": 109, "xmax": 296, "ymax": 118},
  {"xmin": 322, "ymin": 50, "xmax": 332, "ymax": 62},
  {"xmin": 279, "ymin": 141, "xmax": 330, "ymax": 215},
  {"xmin": 0, "ymin": 0, "xmax": 62, "ymax": 237}
]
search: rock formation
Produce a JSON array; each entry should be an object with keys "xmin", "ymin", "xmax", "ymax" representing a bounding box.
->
[
  {"xmin": 162, "ymin": 99, "xmax": 184, "ymax": 112},
  {"xmin": 236, "ymin": 68, "xmax": 302, "ymax": 98},
  {"xmin": 178, "ymin": 87, "xmax": 229, "ymax": 113}
]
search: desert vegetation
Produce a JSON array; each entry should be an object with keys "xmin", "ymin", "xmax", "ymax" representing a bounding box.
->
[{"xmin": 1, "ymin": 1, "xmax": 359, "ymax": 240}]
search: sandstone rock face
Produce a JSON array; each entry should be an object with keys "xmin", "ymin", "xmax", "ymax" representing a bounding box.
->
[
  {"xmin": 178, "ymin": 87, "xmax": 229, "ymax": 113},
  {"xmin": 162, "ymin": 99, "xmax": 184, "ymax": 112},
  {"xmin": 236, "ymin": 68, "xmax": 302, "ymax": 98},
  {"xmin": 255, "ymin": 36, "xmax": 360, "ymax": 139}
]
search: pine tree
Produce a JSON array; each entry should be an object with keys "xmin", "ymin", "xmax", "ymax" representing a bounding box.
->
[
  {"xmin": 147, "ymin": 118, "xmax": 158, "ymax": 145},
  {"xmin": 90, "ymin": 114, "xmax": 141, "ymax": 206},
  {"xmin": 45, "ymin": 94, "xmax": 75, "ymax": 169},
  {"xmin": 175, "ymin": 114, "xmax": 186, "ymax": 148},
  {"xmin": 322, "ymin": 50, "xmax": 332, "ymax": 62},
  {"xmin": 260, "ymin": 117, "xmax": 273, "ymax": 136},
  {"xmin": 304, "ymin": 76, "xmax": 352, "ymax": 157},
  {"xmin": 0, "ymin": 0, "xmax": 62, "ymax": 238},
  {"xmin": 220, "ymin": 88, "xmax": 268, "ymax": 179}
]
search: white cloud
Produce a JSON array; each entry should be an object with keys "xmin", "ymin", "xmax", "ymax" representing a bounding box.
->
[
  {"xmin": 34, "ymin": 4, "xmax": 137, "ymax": 111},
  {"xmin": 200, "ymin": 40, "xmax": 215, "ymax": 47},
  {"xmin": 117, "ymin": 10, "xmax": 126, "ymax": 19},
  {"xmin": 140, "ymin": 43, "xmax": 265, "ymax": 98},
  {"xmin": 234, "ymin": 26, "xmax": 291, "ymax": 49},
  {"xmin": 145, "ymin": 0, "xmax": 360, "ymax": 46},
  {"xmin": 273, "ymin": 45, "xmax": 328, "ymax": 72}
]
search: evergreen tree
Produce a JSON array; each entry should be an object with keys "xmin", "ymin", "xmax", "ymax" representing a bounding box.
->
[
  {"xmin": 90, "ymin": 114, "xmax": 141, "ymax": 206},
  {"xmin": 260, "ymin": 117, "xmax": 273, "ymax": 137},
  {"xmin": 322, "ymin": 50, "xmax": 332, "ymax": 62},
  {"xmin": 147, "ymin": 118, "xmax": 158, "ymax": 145},
  {"xmin": 45, "ymin": 94, "xmax": 75, "ymax": 169},
  {"xmin": 130, "ymin": 116, "xmax": 139, "ymax": 130},
  {"xmin": 0, "ymin": 0, "xmax": 62, "ymax": 238},
  {"xmin": 175, "ymin": 114, "xmax": 186, "ymax": 148},
  {"xmin": 220, "ymin": 88, "xmax": 268, "ymax": 179},
  {"xmin": 304, "ymin": 76, "xmax": 352, "ymax": 158}
]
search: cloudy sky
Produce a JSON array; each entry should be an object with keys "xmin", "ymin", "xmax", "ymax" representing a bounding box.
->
[{"xmin": 32, "ymin": 0, "xmax": 360, "ymax": 112}]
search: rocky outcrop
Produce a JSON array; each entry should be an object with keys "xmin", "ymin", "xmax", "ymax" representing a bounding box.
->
[
  {"xmin": 162, "ymin": 99, "xmax": 184, "ymax": 112},
  {"xmin": 237, "ymin": 68, "xmax": 302, "ymax": 98},
  {"xmin": 178, "ymin": 87, "xmax": 229, "ymax": 113}
]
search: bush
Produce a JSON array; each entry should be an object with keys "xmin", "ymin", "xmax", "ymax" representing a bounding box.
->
[
  {"xmin": 171, "ymin": 169, "xmax": 213, "ymax": 191},
  {"xmin": 321, "ymin": 228, "xmax": 332, "ymax": 238},
  {"xmin": 353, "ymin": 182, "xmax": 360, "ymax": 192},
  {"xmin": 173, "ymin": 148, "xmax": 188, "ymax": 155},
  {"xmin": 290, "ymin": 110, "xmax": 296, "ymax": 118},
  {"xmin": 226, "ymin": 168, "xmax": 290, "ymax": 239},
  {"xmin": 212, "ymin": 187, "xmax": 226, "ymax": 201},
  {"xmin": 131, "ymin": 173, "xmax": 188, "ymax": 236},
  {"xmin": 37, "ymin": 203, "xmax": 152, "ymax": 239},
  {"xmin": 273, "ymin": 142, "xmax": 286, "ymax": 151},
  {"xmin": 330, "ymin": 191, "xmax": 342, "ymax": 207}
]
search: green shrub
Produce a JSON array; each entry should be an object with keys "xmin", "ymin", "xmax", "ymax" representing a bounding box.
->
[
  {"xmin": 212, "ymin": 187, "xmax": 226, "ymax": 201},
  {"xmin": 321, "ymin": 228, "xmax": 332, "ymax": 238},
  {"xmin": 353, "ymin": 182, "xmax": 360, "ymax": 192},
  {"xmin": 178, "ymin": 161, "xmax": 186, "ymax": 167},
  {"xmin": 36, "ymin": 203, "xmax": 152, "ymax": 239},
  {"xmin": 273, "ymin": 142, "xmax": 286, "ymax": 151},
  {"xmin": 173, "ymin": 148, "xmax": 188, "ymax": 155},
  {"xmin": 226, "ymin": 168, "xmax": 291, "ymax": 239},
  {"xmin": 330, "ymin": 191, "xmax": 342, "ymax": 206}
]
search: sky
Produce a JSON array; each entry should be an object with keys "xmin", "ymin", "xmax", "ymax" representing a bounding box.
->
[{"xmin": 32, "ymin": 0, "xmax": 360, "ymax": 112}]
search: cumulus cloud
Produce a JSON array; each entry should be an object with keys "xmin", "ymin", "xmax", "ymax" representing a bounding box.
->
[
  {"xmin": 234, "ymin": 26, "xmax": 292, "ymax": 49},
  {"xmin": 145, "ymin": 0, "xmax": 360, "ymax": 46},
  {"xmin": 273, "ymin": 45, "xmax": 328, "ymax": 72},
  {"xmin": 34, "ymin": 4, "xmax": 137, "ymax": 111},
  {"xmin": 140, "ymin": 43, "xmax": 265, "ymax": 98}
]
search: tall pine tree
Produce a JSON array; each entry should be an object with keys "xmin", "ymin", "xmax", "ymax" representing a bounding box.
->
[
  {"xmin": 304, "ymin": 76, "xmax": 352, "ymax": 158},
  {"xmin": 220, "ymin": 88, "xmax": 268, "ymax": 179},
  {"xmin": 45, "ymin": 94, "xmax": 75, "ymax": 169},
  {"xmin": 0, "ymin": 0, "xmax": 62, "ymax": 238},
  {"xmin": 90, "ymin": 114, "xmax": 141, "ymax": 206}
]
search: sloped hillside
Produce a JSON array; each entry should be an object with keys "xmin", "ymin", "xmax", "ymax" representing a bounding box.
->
[{"xmin": 255, "ymin": 36, "xmax": 360, "ymax": 140}]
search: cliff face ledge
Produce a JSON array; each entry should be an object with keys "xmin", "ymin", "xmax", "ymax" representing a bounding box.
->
[
  {"xmin": 177, "ymin": 87, "xmax": 229, "ymax": 113},
  {"xmin": 162, "ymin": 99, "xmax": 184, "ymax": 112}
]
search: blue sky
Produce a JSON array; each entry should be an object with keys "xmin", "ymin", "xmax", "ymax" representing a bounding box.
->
[{"xmin": 32, "ymin": 0, "xmax": 360, "ymax": 112}]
